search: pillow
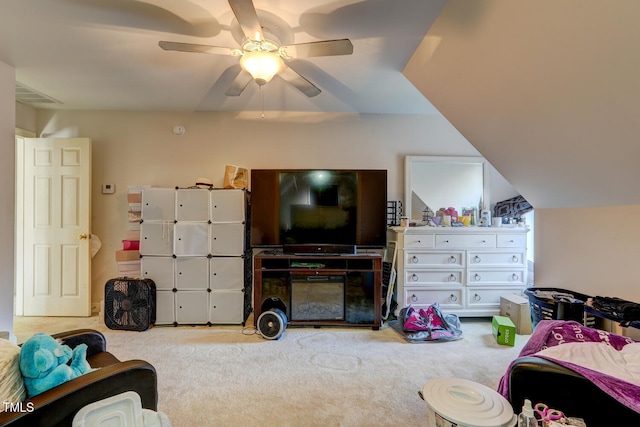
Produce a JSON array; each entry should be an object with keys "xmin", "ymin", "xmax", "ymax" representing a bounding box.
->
[{"xmin": 0, "ymin": 338, "xmax": 26, "ymax": 410}]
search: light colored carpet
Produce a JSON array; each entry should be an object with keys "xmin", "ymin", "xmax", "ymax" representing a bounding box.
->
[{"xmin": 13, "ymin": 316, "xmax": 529, "ymax": 427}]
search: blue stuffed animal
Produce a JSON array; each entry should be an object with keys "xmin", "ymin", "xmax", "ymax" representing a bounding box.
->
[{"xmin": 19, "ymin": 332, "xmax": 93, "ymax": 397}]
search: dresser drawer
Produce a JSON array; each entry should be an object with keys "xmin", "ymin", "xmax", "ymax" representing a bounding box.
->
[
  {"xmin": 497, "ymin": 234, "xmax": 526, "ymax": 248},
  {"xmin": 435, "ymin": 234, "xmax": 496, "ymax": 249},
  {"xmin": 467, "ymin": 269, "xmax": 525, "ymax": 286},
  {"xmin": 467, "ymin": 288, "xmax": 523, "ymax": 307},
  {"xmin": 468, "ymin": 251, "xmax": 526, "ymax": 268},
  {"xmin": 404, "ymin": 289, "xmax": 463, "ymax": 309},
  {"xmin": 405, "ymin": 251, "xmax": 464, "ymax": 268},
  {"xmin": 405, "ymin": 270, "xmax": 463, "ymax": 286},
  {"xmin": 403, "ymin": 234, "xmax": 435, "ymax": 249},
  {"xmin": 466, "ymin": 288, "xmax": 506, "ymax": 307}
]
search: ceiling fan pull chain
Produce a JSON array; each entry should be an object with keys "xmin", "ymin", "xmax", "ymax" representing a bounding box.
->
[{"xmin": 260, "ymin": 85, "xmax": 265, "ymax": 119}]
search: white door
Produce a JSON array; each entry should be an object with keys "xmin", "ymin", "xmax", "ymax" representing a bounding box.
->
[{"xmin": 20, "ymin": 138, "xmax": 92, "ymax": 316}]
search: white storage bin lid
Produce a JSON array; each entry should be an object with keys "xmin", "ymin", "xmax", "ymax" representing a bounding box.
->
[
  {"xmin": 421, "ymin": 378, "xmax": 516, "ymax": 427},
  {"xmin": 73, "ymin": 391, "xmax": 143, "ymax": 426}
]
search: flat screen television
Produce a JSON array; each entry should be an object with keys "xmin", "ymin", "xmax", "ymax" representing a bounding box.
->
[{"xmin": 251, "ymin": 169, "xmax": 387, "ymax": 252}]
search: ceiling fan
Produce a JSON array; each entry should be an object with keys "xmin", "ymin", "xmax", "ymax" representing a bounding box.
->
[{"xmin": 159, "ymin": 0, "xmax": 353, "ymax": 98}]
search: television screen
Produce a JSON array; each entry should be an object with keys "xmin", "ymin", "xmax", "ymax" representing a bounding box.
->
[{"xmin": 251, "ymin": 169, "xmax": 387, "ymax": 249}]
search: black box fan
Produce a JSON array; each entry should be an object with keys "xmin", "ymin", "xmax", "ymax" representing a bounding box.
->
[{"xmin": 104, "ymin": 278, "xmax": 156, "ymax": 331}]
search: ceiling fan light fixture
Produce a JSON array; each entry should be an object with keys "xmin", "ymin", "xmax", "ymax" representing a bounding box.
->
[{"xmin": 240, "ymin": 50, "xmax": 284, "ymax": 86}]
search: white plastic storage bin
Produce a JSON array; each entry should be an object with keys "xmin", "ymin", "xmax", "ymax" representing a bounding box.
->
[
  {"xmin": 155, "ymin": 290, "xmax": 176, "ymax": 325},
  {"xmin": 210, "ymin": 223, "xmax": 245, "ymax": 255},
  {"xmin": 141, "ymin": 188, "xmax": 175, "ymax": 221},
  {"xmin": 209, "ymin": 257, "xmax": 244, "ymax": 290},
  {"xmin": 141, "ymin": 256, "xmax": 174, "ymax": 290},
  {"xmin": 174, "ymin": 222, "xmax": 209, "ymax": 256},
  {"xmin": 140, "ymin": 222, "xmax": 174, "ymax": 256},
  {"xmin": 176, "ymin": 188, "xmax": 210, "ymax": 221},
  {"xmin": 176, "ymin": 291, "xmax": 210, "ymax": 324},
  {"xmin": 175, "ymin": 257, "xmax": 209, "ymax": 290},
  {"xmin": 210, "ymin": 189, "xmax": 245, "ymax": 222},
  {"xmin": 210, "ymin": 290, "xmax": 245, "ymax": 324}
]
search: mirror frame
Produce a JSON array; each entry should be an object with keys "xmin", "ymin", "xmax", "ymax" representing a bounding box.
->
[{"xmin": 404, "ymin": 155, "xmax": 490, "ymax": 221}]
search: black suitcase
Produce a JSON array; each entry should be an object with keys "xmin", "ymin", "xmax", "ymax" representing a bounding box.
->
[{"xmin": 104, "ymin": 278, "xmax": 156, "ymax": 331}]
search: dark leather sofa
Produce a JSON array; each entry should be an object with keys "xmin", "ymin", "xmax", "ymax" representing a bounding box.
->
[
  {"xmin": 508, "ymin": 356, "xmax": 640, "ymax": 426},
  {"xmin": 0, "ymin": 329, "xmax": 157, "ymax": 427}
]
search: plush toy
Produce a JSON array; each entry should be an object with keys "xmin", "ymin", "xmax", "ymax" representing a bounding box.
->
[{"xmin": 19, "ymin": 332, "xmax": 93, "ymax": 397}]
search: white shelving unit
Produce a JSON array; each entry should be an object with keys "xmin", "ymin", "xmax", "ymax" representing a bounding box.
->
[{"xmin": 140, "ymin": 188, "xmax": 251, "ymax": 325}]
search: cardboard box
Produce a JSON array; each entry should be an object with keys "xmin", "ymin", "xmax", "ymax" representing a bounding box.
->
[
  {"xmin": 127, "ymin": 193, "xmax": 142, "ymax": 203},
  {"xmin": 123, "ymin": 230, "xmax": 140, "ymax": 241},
  {"xmin": 116, "ymin": 260, "xmax": 140, "ymax": 271},
  {"xmin": 115, "ymin": 250, "xmax": 140, "ymax": 262},
  {"xmin": 500, "ymin": 294, "xmax": 533, "ymax": 335},
  {"xmin": 492, "ymin": 315, "xmax": 516, "ymax": 346},
  {"xmin": 599, "ymin": 318, "xmax": 640, "ymax": 340}
]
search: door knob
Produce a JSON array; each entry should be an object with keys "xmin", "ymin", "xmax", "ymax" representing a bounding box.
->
[{"xmin": 78, "ymin": 234, "xmax": 88, "ymax": 240}]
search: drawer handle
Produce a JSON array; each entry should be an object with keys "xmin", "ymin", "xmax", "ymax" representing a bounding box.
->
[
  {"xmin": 411, "ymin": 274, "xmax": 419, "ymax": 282},
  {"xmin": 474, "ymin": 273, "xmax": 481, "ymax": 281},
  {"xmin": 512, "ymin": 273, "xmax": 519, "ymax": 281},
  {"xmin": 449, "ymin": 274, "xmax": 456, "ymax": 282},
  {"xmin": 473, "ymin": 255, "xmax": 481, "ymax": 263},
  {"xmin": 411, "ymin": 256, "xmax": 419, "ymax": 264},
  {"xmin": 449, "ymin": 255, "xmax": 457, "ymax": 263},
  {"xmin": 450, "ymin": 294, "xmax": 458, "ymax": 302},
  {"xmin": 474, "ymin": 293, "xmax": 481, "ymax": 302},
  {"xmin": 411, "ymin": 294, "xmax": 418, "ymax": 302},
  {"xmin": 481, "ymin": 239, "xmax": 486, "ymax": 243},
  {"xmin": 444, "ymin": 239, "xmax": 450, "ymax": 243},
  {"xmin": 512, "ymin": 255, "xmax": 519, "ymax": 262}
]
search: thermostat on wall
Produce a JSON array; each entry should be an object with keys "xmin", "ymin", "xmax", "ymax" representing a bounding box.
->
[{"xmin": 102, "ymin": 184, "xmax": 115, "ymax": 194}]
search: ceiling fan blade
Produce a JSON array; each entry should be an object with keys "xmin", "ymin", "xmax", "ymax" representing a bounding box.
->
[
  {"xmin": 278, "ymin": 67, "xmax": 321, "ymax": 97},
  {"xmin": 138, "ymin": 0, "xmax": 221, "ymax": 36},
  {"xmin": 159, "ymin": 41, "xmax": 237, "ymax": 56},
  {"xmin": 225, "ymin": 70, "xmax": 253, "ymax": 96},
  {"xmin": 280, "ymin": 39, "xmax": 353, "ymax": 59},
  {"xmin": 228, "ymin": 0, "xmax": 264, "ymax": 41}
]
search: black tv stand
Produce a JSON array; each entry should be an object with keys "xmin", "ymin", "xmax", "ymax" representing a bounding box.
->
[
  {"xmin": 253, "ymin": 250, "xmax": 382, "ymax": 329},
  {"xmin": 282, "ymin": 244, "xmax": 357, "ymax": 255}
]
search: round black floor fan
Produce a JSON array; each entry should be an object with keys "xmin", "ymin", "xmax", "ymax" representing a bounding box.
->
[{"xmin": 257, "ymin": 308, "xmax": 287, "ymax": 340}]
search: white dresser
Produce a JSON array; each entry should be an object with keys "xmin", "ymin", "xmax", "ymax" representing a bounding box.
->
[{"xmin": 390, "ymin": 226, "xmax": 528, "ymax": 317}]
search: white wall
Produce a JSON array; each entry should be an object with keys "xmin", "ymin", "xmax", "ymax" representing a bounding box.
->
[
  {"xmin": 534, "ymin": 206, "xmax": 640, "ymax": 302},
  {"xmin": 34, "ymin": 109, "xmax": 507, "ymax": 306},
  {"xmin": 15, "ymin": 102, "xmax": 37, "ymax": 133},
  {"xmin": 0, "ymin": 62, "xmax": 16, "ymax": 339}
]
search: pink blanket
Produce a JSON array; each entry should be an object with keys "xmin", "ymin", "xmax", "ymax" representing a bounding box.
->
[{"xmin": 498, "ymin": 320, "xmax": 640, "ymax": 413}]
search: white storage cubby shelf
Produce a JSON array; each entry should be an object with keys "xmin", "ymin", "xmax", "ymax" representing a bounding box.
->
[
  {"xmin": 390, "ymin": 226, "xmax": 529, "ymax": 317},
  {"xmin": 139, "ymin": 188, "xmax": 252, "ymax": 326}
]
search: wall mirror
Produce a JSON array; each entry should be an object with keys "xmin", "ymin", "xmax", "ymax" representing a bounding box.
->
[{"xmin": 405, "ymin": 156, "xmax": 489, "ymax": 221}]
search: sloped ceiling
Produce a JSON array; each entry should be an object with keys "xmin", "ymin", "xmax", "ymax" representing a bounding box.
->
[{"xmin": 404, "ymin": 0, "xmax": 640, "ymax": 209}]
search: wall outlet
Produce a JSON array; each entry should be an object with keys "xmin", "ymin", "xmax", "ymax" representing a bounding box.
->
[{"xmin": 91, "ymin": 302, "xmax": 101, "ymax": 314}]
